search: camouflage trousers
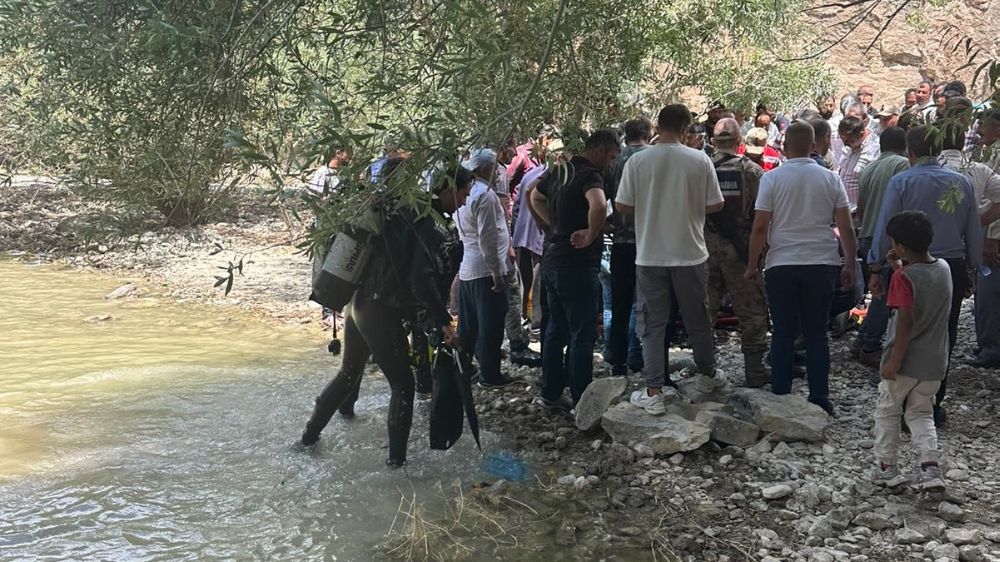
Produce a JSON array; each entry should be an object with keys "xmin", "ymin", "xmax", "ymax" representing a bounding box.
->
[{"xmin": 706, "ymin": 230, "xmax": 768, "ymax": 355}]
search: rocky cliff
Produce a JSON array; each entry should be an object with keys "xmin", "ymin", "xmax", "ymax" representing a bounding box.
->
[{"xmin": 803, "ymin": 0, "xmax": 998, "ymax": 105}]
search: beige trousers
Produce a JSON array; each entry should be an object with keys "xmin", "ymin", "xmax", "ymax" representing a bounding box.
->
[{"xmin": 873, "ymin": 376, "xmax": 942, "ymax": 465}]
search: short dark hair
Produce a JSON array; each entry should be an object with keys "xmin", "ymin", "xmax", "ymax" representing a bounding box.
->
[
  {"xmin": 796, "ymin": 108, "xmax": 821, "ymax": 122},
  {"xmin": 943, "ymin": 80, "xmax": 967, "ymax": 97},
  {"xmin": 982, "ymin": 108, "xmax": 1000, "ymax": 127},
  {"xmin": 433, "ymin": 166, "xmax": 474, "ymax": 194},
  {"xmin": 807, "ymin": 117, "xmax": 831, "ymax": 140},
  {"xmin": 879, "ymin": 127, "xmax": 907, "ymax": 153},
  {"xmin": 784, "ymin": 121, "xmax": 816, "ymax": 154},
  {"xmin": 918, "ymin": 80, "xmax": 933, "ymax": 89},
  {"xmin": 938, "ymin": 98, "xmax": 973, "ymax": 152},
  {"xmin": 887, "ymin": 210, "xmax": 934, "ymax": 253},
  {"xmin": 838, "ymin": 116, "xmax": 865, "ymax": 137},
  {"xmin": 585, "ymin": 128, "xmax": 621, "ymax": 151},
  {"xmin": 904, "ymin": 88, "xmax": 917, "ymax": 96},
  {"xmin": 623, "ymin": 117, "xmax": 653, "ymax": 143},
  {"xmin": 906, "ymin": 126, "xmax": 941, "ymax": 158},
  {"xmin": 657, "ymin": 104, "xmax": 693, "ymax": 135}
]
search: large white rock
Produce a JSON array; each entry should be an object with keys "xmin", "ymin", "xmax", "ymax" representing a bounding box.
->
[
  {"xmin": 574, "ymin": 377, "xmax": 627, "ymax": 431},
  {"xmin": 601, "ymin": 403, "xmax": 711, "ymax": 455},
  {"xmin": 729, "ymin": 388, "xmax": 832, "ymax": 442}
]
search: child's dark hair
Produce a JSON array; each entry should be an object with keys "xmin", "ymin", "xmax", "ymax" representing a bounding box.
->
[{"xmin": 887, "ymin": 210, "xmax": 934, "ymax": 253}]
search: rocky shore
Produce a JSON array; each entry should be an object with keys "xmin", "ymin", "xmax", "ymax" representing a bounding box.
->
[{"xmin": 4, "ymin": 177, "xmax": 1000, "ymax": 561}]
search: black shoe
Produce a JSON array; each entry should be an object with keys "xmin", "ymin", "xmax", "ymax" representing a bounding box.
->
[
  {"xmin": 510, "ymin": 348, "xmax": 542, "ymax": 368},
  {"xmin": 810, "ymin": 399, "xmax": 836, "ymax": 417},
  {"xmin": 338, "ymin": 404, "xmax": 356, "ymax": 419},
  {"xmin": 966, "ymin": 355, "xmax": 1000, "ymax": 369},
  {"xmin": 933, "ymin": 405, "xmax": 947, "ymax": 427},
  {"xmin": 533, "ymin": 395, "xmax": 574, "ymax": 413},
  {"xmin": 611, "ymin": 365, "xmax": 628, "ymax": 377},
  {"xmin": 300, "ymin": 431, "xmax": 320, "ymax": 447},
  {"xmin": 385, "ymin": 458, "xmax": 406, "ymax": 469},
  {"xmin": 479, "ymin": 375, "xmax": 516, "ymax": 389}
]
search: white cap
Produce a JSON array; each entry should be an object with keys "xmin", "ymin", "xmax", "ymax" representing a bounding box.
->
[{"xmin": 462, "ymin": 147, "xmax": 497, "ymax": 171}]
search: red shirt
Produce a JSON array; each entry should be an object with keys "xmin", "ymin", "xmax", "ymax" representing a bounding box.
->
[
  {"xmin": 737, "ymin": 144, "xmax": 782, "ymax": 172},
  {"xmin": 887, "ymin": 269, "xmax": 914, "ymax": 310}
]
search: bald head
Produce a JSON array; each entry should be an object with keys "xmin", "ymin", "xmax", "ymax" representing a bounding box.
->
[
  {"xmin": 712, "ymin": 117, "xmax": 742, "ymax": 150},
  {"xmin": 783, "ymin": 121, "xmax": 815, "ymax": 158}
]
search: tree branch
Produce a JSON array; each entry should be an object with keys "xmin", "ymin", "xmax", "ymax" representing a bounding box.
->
[
  {"xmin": 863, "ymin": 0, "xmax": 913, "ymax": 55},
  {"xmin": 780, "ymin": 0, "xmax": 883, "ymax": 62}
]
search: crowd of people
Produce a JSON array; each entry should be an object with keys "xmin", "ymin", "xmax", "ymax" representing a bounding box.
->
[{"xmin": 298, "ymin": 80, "xmax": 1000, "ymax": 490}]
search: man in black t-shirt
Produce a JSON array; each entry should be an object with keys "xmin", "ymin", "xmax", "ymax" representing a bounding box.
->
[{"xmin": 528, "ymin": 129, "xmax": 620, "ymax": 410}]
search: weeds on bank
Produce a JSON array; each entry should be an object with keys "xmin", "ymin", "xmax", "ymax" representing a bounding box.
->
[{"xmin": 379, "ymin": 480, "xmax": 539, "ymax": 561}]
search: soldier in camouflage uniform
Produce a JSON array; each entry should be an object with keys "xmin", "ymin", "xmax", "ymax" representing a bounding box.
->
[{"xmin": 706, "ymin": 118, "xmax": 770, "ymax": 387}]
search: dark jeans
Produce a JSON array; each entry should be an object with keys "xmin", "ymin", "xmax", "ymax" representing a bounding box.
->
[
  {"xmin": 540, "ymin": 265, "xmax": 599, "ymax": 404},
  {"xmin": 607, "ymin": 243, "xmax": 643, "ymax": 373},
  {"xmin": 857, "ymin": 268, "xmax": 892, "ymax": 351},
  {"xmin": 303, "ymin": 291, "xmax": 414, "ymax": 463},
  {"xmin": 976, "ymin": 265, "xmax": 1000, "ymax": 361},
  {"xmin": 458, "ymin": 276, "xmax": 508, "ymax": 384},
  {"xmin": 938, "ymin": 257, "xmax": 970, "ymax": 407},
  {"xmin": 765, "ymin": 265, "xmax": 839, "ymax": 409}
]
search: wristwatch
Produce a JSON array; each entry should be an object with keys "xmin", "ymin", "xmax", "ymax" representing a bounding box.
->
[{"xmin": 868, "ymin": 263, "xmax": 884, "ymax": 274}]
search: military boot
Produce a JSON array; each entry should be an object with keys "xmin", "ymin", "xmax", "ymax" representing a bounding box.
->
[{"xmin": 744, "ymin": 352, "xmax": 770, "ymax": 388}]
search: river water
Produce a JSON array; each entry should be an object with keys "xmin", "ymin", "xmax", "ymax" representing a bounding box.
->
[{"xmin": 0, "ymin": 260, "xmax": 498, "ymax": 561}]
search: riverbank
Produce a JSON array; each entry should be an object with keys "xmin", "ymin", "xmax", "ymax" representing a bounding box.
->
[{"xmin": 4, "ymin": 176, "xmax": 1000, "ymax": 561}]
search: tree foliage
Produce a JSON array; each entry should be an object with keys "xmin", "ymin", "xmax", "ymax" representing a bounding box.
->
[{"xmin": 1, "ymin": 0, "xmax": 835, "ymax": 236}]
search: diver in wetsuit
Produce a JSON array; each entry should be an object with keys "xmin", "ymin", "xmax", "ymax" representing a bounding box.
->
[{"xmin": 299, "ymin": 161, "xmax": 472, "ymax": 468}]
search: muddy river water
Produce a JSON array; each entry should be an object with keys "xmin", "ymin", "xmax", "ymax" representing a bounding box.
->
[{"xmin": 0, "ymin": 260, "xmax": 497, "ymax": 561}]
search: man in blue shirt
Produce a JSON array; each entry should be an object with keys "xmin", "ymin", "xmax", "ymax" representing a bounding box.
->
[{"xmin": 868, "ymin": 126, "xmax": 983, "ymax": 425}]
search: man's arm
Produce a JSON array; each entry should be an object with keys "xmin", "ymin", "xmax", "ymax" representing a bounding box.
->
[
  {"xmin": 615, "ymin": 158, "xmax": 637, "ymax": 215},
  {"xmin": 706, "ymin": 201, "xmax": 725, "ymax": 214},
  {"xmin": 528, "ymin": 181, "xmax": 550, "ymax": 229},
  {"xmin": 570, "ymin": 187, "xmax": 608, "ymax": 249},
  {"xmin": 959, "ymin": 181, "xmax": 984, "ymax": 270},
  {"xmin": 744, "ymin": 210, "xmax": 771, "ymax": 280},
  {"xmin": 981, "ymin": 204, "xmax": 1000, "ymax": 226},
  {"xmin": 474, "ymin": 191, "xmax": 507, "ymax": 290},
  {"xmin": 835, "ymin": 206, "xmax": 858, "ymax": 289}
]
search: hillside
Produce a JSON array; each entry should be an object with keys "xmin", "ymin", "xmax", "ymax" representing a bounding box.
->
[{"xmin": 804, "ymin": 0, "xmax": 998, "ymax": 105}]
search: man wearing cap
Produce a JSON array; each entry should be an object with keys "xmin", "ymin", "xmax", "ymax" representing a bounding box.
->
[
  {"xmin": 707, "ymin": 118, "xmax": 770, "ymax": 387},
  {"xmin": 876, "ymin": 106, "xmax": 900, "ymax": 134},
  {"xmin": 457, "ymin": 148, "xmax": 517, "ymax": 388},
  {"xmin": 741, "ymin": 127, "xmax": 781, "ymax": 172}
]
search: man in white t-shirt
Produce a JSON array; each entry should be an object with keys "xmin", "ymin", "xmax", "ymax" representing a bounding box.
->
[
  {"xmin": 745, "ymin": 121, "xmax": 857, "ymax": 416},
  {"xmin": 616, "ymin": 104, "xmax": 725, "ymax": 414}
]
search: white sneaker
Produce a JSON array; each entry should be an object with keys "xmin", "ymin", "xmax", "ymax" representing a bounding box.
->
[{"xmin": 630, "ymin": 388, "xmax": 666, "ymax": 415}]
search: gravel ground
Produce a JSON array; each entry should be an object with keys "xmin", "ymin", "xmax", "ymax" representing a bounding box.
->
[{"xmin": 4, "ymin": 176, "xmax": 1000, "ymax": 561}]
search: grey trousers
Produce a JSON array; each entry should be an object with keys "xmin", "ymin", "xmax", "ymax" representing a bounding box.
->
[{"xmin": 636, "ymin": 263, "xmax": 716, "ymax": 388}]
